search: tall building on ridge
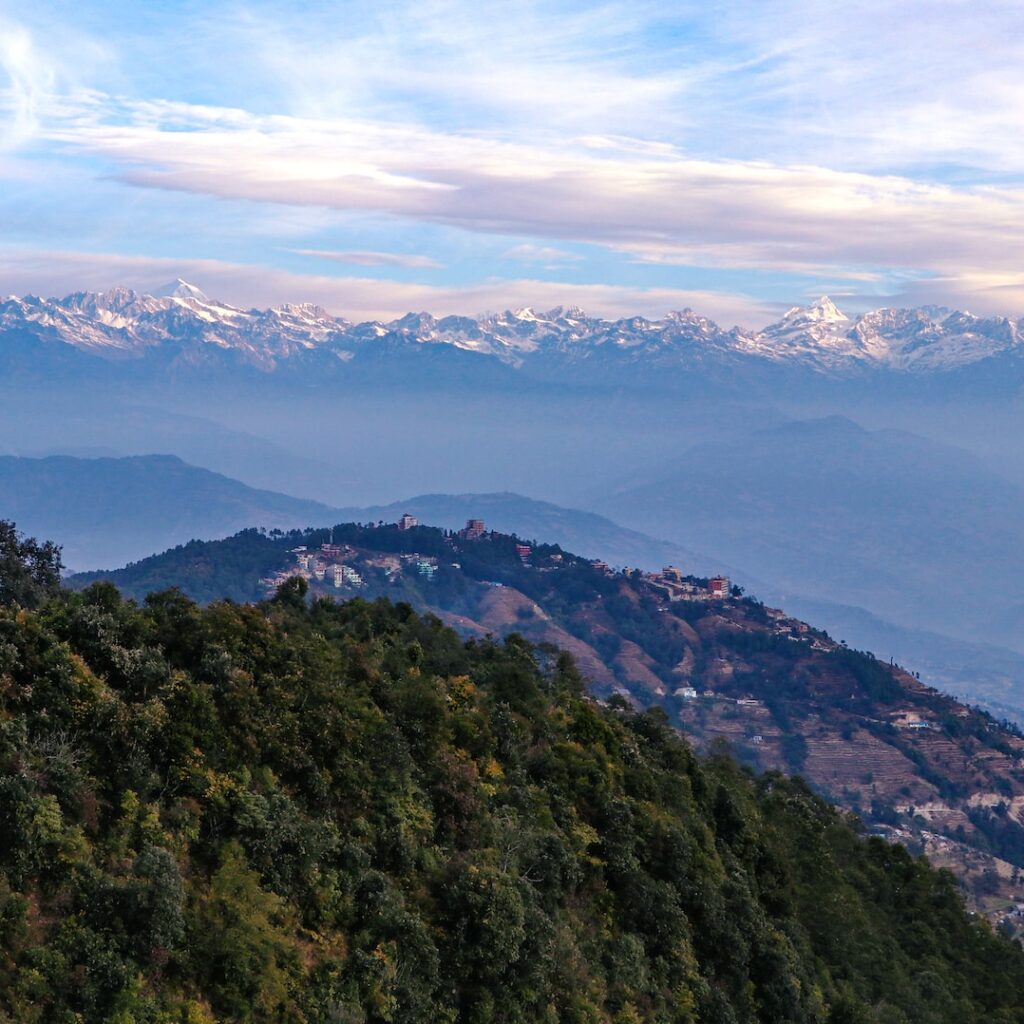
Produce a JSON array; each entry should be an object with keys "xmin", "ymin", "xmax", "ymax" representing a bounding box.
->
[
  {"xmin": 460, "ymin": 518, "xmax": 486, "ymax": 540},
  {"xmin": 321, "ymin": 527, "xmax": 343, "ymax": 558},
  {"xmin": 397, "ymin": 513, "xmax": 419, "ymax": 531}
]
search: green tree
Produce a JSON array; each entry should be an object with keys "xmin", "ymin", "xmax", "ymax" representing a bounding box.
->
[
  {"xmin": 0, "ymin": 520, "xmax": 62, "ymax": 609},
  {"xmin": 190, "ymin": 842, "xmax": 302, "ymax": 1023}
]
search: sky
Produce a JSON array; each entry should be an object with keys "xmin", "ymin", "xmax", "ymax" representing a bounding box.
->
[{"xmin": 2, "ymin": 0, "xmax": 1024, "ymax": 327}]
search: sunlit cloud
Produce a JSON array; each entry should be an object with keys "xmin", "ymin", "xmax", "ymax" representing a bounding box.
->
[
  {"xmin": 502, "ymin": 244, "xmax": 583, "ymax": 265},
  {"xmin": 0, "ymin": 247, "xmax": 771, "ymax": 326},
  {"xmin": 288, "ymin": 248, "xmax": 444, "ymax": 270},
  {"xmin": 0, "ymin": 14, "xmax": 110, "ymax": 149},
  {"xmin": 0, "ymin": 19, "xmax": 54, "ymax": 146},
  {"xmin": 35, "ymin": 95, "xmax": 1024, "ymax": 316}
]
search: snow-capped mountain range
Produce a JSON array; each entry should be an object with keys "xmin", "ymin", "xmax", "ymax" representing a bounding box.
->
[{"xmin": 2, "ymin": 280, "xmax": 1023, "ymax": 377}]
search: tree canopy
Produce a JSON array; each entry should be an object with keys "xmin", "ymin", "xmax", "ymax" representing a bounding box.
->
[
  {"xmin": 1, "ymin": 575, "xmax": 1023, "ymax": 1022},
  {"xmin": 0, "ymin": 518, "xmax": 62, "ymax": 609}
]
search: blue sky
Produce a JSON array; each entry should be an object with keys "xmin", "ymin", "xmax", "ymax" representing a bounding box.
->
[{"xmin": 2, "ymin": 0, "xmax": 1024, "ymax": 326}]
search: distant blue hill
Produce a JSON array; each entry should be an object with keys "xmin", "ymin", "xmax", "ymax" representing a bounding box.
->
[{"xmin": 0, "ymin": 454, "xmax": 340, "ymax": 571}]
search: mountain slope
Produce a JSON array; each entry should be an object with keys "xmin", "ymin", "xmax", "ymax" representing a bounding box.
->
[
  {"xmin": 12, "ymin": 446, "xmax": 1022, "ymax": 723},
  {"xmin": 71, "ymin": 520, "xmax": 1024, "ymax": 928},
  {"xmin": 340, "ymin": 492, "xmax": 1024, "ymax": 725},
  {"xmin": 0, "ymin": 455, "xmax": 340, "ymax": 570},
  {"xmin": 57, "ymin": 466, "xmax": 1024, "ymax": 719},
  {"xmin": 4, "ymin": 575, "xmax": 1024, "ymax": 1022}
]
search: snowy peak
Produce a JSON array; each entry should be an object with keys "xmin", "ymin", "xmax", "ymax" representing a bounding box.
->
[
  {"xmin": 754, "ymin": 298, "xmax": 1024, "ymax": 371},
  {"xmin": 0, "ymin": 284, "xmax": 1022, "ymax": 377},
  {"xmin": 781, "ymin": 296, "xmax": 848, "ymax": 324},
  {"xmin": 156, "ymin": 279, "xmax": 210, "ymax": 302}
]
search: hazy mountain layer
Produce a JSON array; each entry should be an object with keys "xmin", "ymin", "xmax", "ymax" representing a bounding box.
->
[
  {"xmin": 0, "ymin": 455, "xmax": 339, "ymax": 570},
  {"xmin": 598, "ymin": 415, "xmax": 1024, "ymax": 653},
  {"xmin": 8, "ymin": 450, "xmax": 1024, "ymax": 719}
]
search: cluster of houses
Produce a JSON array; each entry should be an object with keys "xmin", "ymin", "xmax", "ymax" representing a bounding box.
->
[
  {"xmin": 260, "ymin": 518, "xmax": 464, "ymax": 594},
  {"xmin": 592, "ymin": 562, "xmax": 733, "ymax": 602},
  {"xmin": 670, "ymin": 686, "xmax": 765, "ymax": 705},
  {"xmin": 260, "ymin": 539, "xmax": 368, "ymax": 593},
  {"xmin": 764, "ymin": 607, "xmax": 836, "ymax": 651},
  {"xmin": 261, "ymin": 517, "xmax": 742, "ymax": 610},
  {"xmin": 401, "ymin": 513, "xmax": 490, "ymax": 543}
]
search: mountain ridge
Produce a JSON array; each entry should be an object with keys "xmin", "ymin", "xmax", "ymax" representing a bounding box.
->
[
  {"xmin": 4, "ymin": 283, "xmax": 1024, "ymax": 377},
  {"xmin": 9, "ymin": 450, "xmax": 1024, "ymax": 722}
]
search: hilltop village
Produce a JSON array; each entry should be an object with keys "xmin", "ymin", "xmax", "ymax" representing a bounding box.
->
[{"xmin": 261, "ymin": 513, "xmax": 736, "ymax": 603}]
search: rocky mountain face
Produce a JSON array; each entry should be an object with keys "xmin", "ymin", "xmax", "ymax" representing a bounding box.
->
[
  {"xmin": 0, "ymin": 281, "xmax": 348, "ymax": 369},
  {"xmin": 4, "ymin": 281, "xmax": 1023, "ymax": 377}
]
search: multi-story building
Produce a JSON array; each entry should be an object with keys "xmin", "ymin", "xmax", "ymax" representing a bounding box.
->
[
  {"xmin": 397, "ymin": 513, "xmax": 419, "ymax": 531},
  {"xmin": 460, "ymin": 518, "xmax": 487, "ymax": 540},
  {"xmin": 333, "ymin": 565, "xmax": 364, "ymax": 587},
  {"xmin": 709, "ymin": 576, "xmax": 731, "ymax": 599}
]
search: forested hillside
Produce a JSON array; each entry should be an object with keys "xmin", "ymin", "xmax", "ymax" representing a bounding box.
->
[
  {"xmin": 73, "ymin": 522, "xmax": 1024, "ymax": 928},
  {"xmin": 6, "ymin": 534, "xmax": 1024, "ymax": 1020}
]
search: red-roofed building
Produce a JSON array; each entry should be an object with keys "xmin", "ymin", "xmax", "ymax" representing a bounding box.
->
[{"xmin": 460, "ymin": 518, "xmax": 486, "ymax": 540}]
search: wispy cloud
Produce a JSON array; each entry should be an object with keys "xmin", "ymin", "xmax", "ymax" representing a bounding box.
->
[
  {"xmin": 0, "ymin": 247, "xmax": 771, "ymax": 326},
  {"xmin": 502, "ymin": 244, "xmax": 583, "ymax": 265},
  {"xmin": 37, "ymin": 95, "xmax": 1024, "ymax": 314},
  {"xmin": 0, "ymin": 13, "xmax": 110, "ymax": 148},
  {"xmin": 288, "ymin": 248, "xmax": 444, "ymax": 270},
  {"xmin": 212, "ymin": 0, "xmax": 698, "ymax": 137},
  {"xmin": 0, "ymin": 19, "xmax": 54, "ymax": 145},
  {"xmin": 193, "ymin": 0, "xmax": 1024, "ymax": 174}
]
